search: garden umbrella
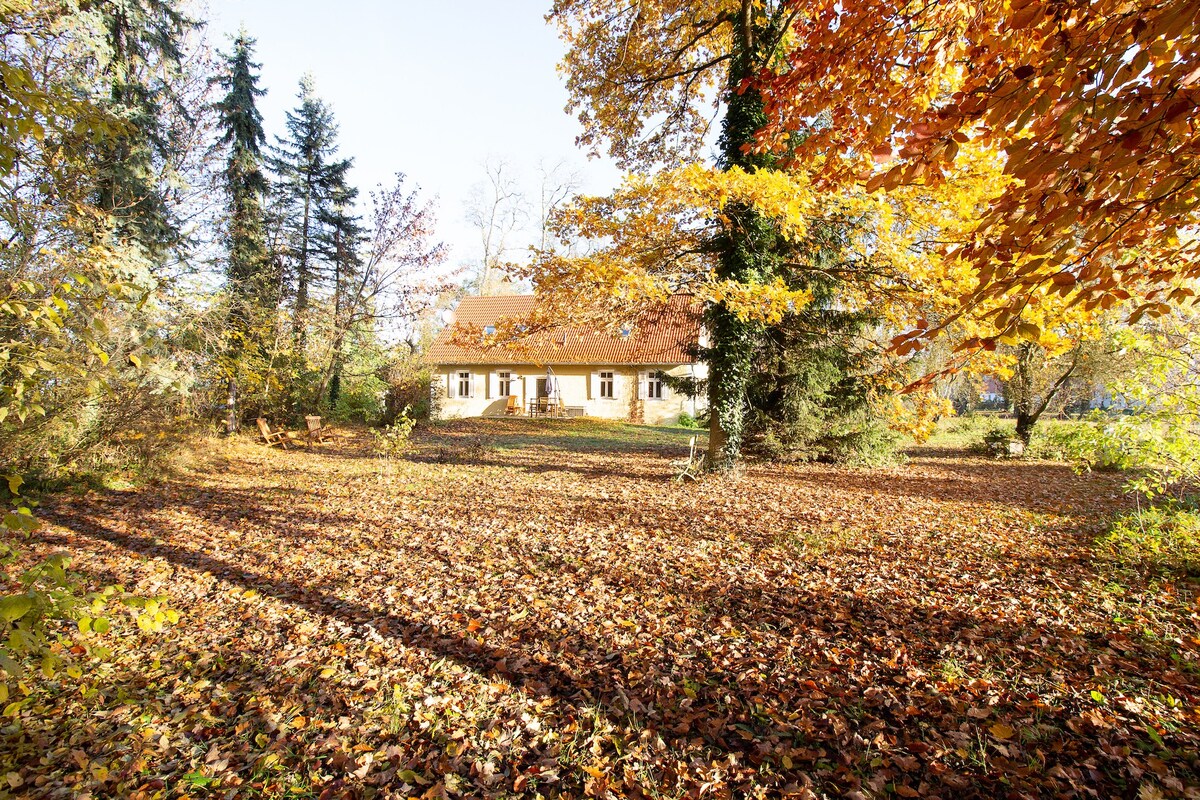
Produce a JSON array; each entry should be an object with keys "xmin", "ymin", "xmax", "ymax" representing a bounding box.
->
[{"xmin": 545, "ymin": 368, "xmax": 560, "ymax": 407}]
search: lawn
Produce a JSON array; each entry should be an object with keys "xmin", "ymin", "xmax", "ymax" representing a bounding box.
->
[{"xmin": 9, "ymin": 418, "xmax": 1199, "ymax": 799}]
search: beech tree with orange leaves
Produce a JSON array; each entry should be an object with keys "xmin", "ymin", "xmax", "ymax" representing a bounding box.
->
[{"xmin": 751, "ymin": 0, "xmax": 1199, "ymax": 343}]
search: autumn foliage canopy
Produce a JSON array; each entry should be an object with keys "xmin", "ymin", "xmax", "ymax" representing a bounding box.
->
[{"xmin": 754, "ymin": 0, "xmax": 1199, "ymax": 340}]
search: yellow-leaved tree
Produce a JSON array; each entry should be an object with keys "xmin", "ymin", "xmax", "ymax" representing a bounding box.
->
[{"xmin": 545, "ymin": 0, "xmax": 875, "ymax": 469}]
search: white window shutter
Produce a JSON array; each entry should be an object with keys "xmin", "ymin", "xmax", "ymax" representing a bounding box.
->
[
  {"xmin": 589, "ymin": 371, "xmax": 598, "ymax": 400},
  {"xmin": 446, "ymin": 371, "xmax": 455, "ymax": 399},
  {"xmin": 469, "ymin": 372, "xmax": 476, "ymax": 399},
  {"xmin": 638, "ymin": 370, "xmax": 648, "ymax": 399}
]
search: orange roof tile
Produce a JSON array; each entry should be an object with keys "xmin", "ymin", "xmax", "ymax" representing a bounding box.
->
[{"xmin": 427, "ymin": 294, "xmax": 703, "ymax": 366}]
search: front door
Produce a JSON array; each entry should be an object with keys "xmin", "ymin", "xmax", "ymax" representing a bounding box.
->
[{"xmin": 536, "ymin": 378, "xmax": 548, "ymax": 397}]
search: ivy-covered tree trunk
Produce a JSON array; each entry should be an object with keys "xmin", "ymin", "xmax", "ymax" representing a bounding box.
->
[{"xmin": 704, "ymin": 7, "xmax": 780, "ymax": 471}]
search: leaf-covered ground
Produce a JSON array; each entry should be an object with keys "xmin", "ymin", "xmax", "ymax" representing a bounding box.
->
[{"xmin": 8, "ymin": 419, "xmax": 1200, "ymax": 799}]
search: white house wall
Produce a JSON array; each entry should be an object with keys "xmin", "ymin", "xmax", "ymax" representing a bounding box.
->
[{"xmin": 433, "ymin": 364, "xmax": 707, "ymax": 425}]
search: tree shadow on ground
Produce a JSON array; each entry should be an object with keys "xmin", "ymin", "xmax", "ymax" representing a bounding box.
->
[{"xmin": 40, "ymin": 489, "xmax": 1198, "ymax": 799}]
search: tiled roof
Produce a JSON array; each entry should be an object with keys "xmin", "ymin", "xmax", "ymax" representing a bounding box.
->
[{"xmin": 427, "ymin": 294, "xmax": 703, "ymax": 366}]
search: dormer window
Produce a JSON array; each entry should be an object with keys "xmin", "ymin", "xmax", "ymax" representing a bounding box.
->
[
  {"xmin": 619, "ymin": 325, "xmax": 631, "ymax": 338},
  {"xmin": 484, "ymin": 325, "xmax": 496, "ymax": 336}
]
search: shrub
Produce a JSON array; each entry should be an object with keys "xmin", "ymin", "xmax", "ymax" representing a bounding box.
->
[
  {"xmin": 1026, "ymin": 421, "xmax": 1097, "ymax": 462},
  {"xmin": 383, "ymin": 366, "xmax": 436, "ymax": 423},
  {"xmin": 980, "ymin": 426, "xmax": 1021, "ymax": 457},
  {"xmin": 331, "ymin": 375, "xmax": 388, "ymax": 424},
  {"xmin": 820, "ymin": 425, "xmax": 903, "ymax": 467},
  {"xmin": 1057, "ymin": 412, "xmax": 1200, "ymax": 498},
  {"xmin": 1099, "ymin": 501, "xmax": 1200, "ymax": 577},
  {"xmin": 677, "ymin": 412, "xmax": 700, "ymax": 429},
  {"xmin": 371, "ymin": 407, "xmax": 417, "ymax": 460}
]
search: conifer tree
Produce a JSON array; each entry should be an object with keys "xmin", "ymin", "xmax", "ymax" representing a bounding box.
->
[
  {"xmin": 94, "ymin": 0, "xmax": 195, "ymax": 256},
  {"xmin": 215, "ymin": 29, "xmax": 271, "ymax": 309},
  {"xmin": 318, "ymin": 181, "xmax": 365, "ymax": 406},
  {"xmin": 213, "ymin": 29, "xmax": 270, "ymax": 432},
  {"xmin": 745, "ymin": 219, "xmax": 890, "ymax": 464},
  {"xmin": 271, "ymin": 76, "xmax": 353, "ymax": 352}
]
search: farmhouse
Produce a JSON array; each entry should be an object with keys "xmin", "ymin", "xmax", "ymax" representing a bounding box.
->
[{"xmin": 427, "ymin": 294, "xmax": 707, "ymax": 425}]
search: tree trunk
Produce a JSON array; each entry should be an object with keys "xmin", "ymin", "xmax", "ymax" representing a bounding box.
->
[
  {"xmin": 293, "ymin": 189, "xmax": 312, "ymax": 351},
  {"xmin": 1014, "ymin": 412, "xmax": 1036, "ymax": 446},
  {"xmin": 703, "ymin": 2, "xmax": 776, "ymax": 471},
  {"xmin": 226, "ymin": 377, "xmax": 239, "ymax": 434},
  {"xmin": 706, "ymin": 301, "xmax": 760, "ymax": 470}
]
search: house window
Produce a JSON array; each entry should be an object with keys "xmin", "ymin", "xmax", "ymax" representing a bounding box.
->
[
  {"xmin": 599, "ymin": 371, "xmax": 615, "ymax": 399},
  {"xmin": 646, "ymin": 371, "xmax": 664, "ymax": 399},
  {"xmin": 484, "ymin": 325, "xmax": 496, "ymax": 336},
  {"xmin": 498, "ymin": 371, "xmax": 512, "ymax": 396},
  {"xmin": 457, "ymin": 371, "xmax": 471, "ymax": 398}
]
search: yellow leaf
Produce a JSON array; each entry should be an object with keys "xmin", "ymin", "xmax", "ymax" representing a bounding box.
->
[{"xmin": 990, "ymin": 722, "xmax": 1015, "ymax": 740}]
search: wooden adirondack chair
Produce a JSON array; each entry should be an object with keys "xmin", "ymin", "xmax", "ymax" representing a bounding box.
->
[
  {"xmin": 304, "ymin": 415, "xmax": 330, "ymax": 446},
  {"xmin": 257, "ymin": 418, "xmax": 289, "ymax": 450},
  {"xmin": 503, "ymin": 395, "xmax": 520, "ymax": 415}
]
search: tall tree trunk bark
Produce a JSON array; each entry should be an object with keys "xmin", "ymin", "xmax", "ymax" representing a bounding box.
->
[
  {"xmin": 226, "ymin": 376, "xmax": 238, "ymax": 434},
  {"xmin": 294, "ymin": 189, "xmax": 312, "ymax": 352},
  {"xmin": 704, "ymin": 1, "xmax": 775, "ymax": 471}
]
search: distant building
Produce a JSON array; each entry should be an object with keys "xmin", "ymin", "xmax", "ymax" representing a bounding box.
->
[
  {"xmin": 980, "ymin": 375, "xmax": 1005, "ymax": 405},
  {"xmin": 427, "ymin": 295, "xmax": 707, "ymax": 425}
]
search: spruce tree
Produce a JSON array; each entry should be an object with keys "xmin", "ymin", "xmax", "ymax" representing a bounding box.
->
[
  {"xmin": 213, "ymin": 29, "xmax": 271, "ymax": 432},
  {"xmin": 95, "ymin": 0, "xmax": 195, "ymax": 256},
  {"xmin": 271, "ymin": 77, "xmax": 353, "ymax": 353},
  {"xmin": 215, "ymin": 30, "xmax": 271, "ymax": 308},
  {"xmin": 317, "ymin": 181, "xmax": 364, "ymax": 407},
  {"xmin": 744, "ymin": 218, "xmax": 893, "ymax": 465}
]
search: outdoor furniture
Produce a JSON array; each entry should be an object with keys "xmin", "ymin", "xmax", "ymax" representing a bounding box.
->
[
  {"xmin": 257, "ymin": 418, "xmax": 289, "ymax": 450},
  {"xmin": 672, "ymin": 436, "xmax": 703, "ymax": 482},
  {"xmin": 304, "ymin": 415, "xmax": 330, "ymax": 446},
  {"xmin": 529, "ymin": 397, "xmax": 562, "ymax": 418},
  {"xmin": 503, "ymin": 395, "xmax": 521, "ymax": 415}
]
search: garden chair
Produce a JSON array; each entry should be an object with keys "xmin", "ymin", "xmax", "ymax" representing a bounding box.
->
[
  {"xmin": 257, "ymin": 418, "xmax": 289, "ymax": 450},
  {"xmin": 504, "ymin": 395, "xmax": 521, "ymax": 415},
  {"xmin": 672, "ymin": 436, "xmax": 703, "ymax": 482},
  {"xmin": 304, "ymin": 415, "xmax": 330, "ymax": 447}
]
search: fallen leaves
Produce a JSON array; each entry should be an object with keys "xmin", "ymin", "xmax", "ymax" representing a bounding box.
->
[{"xmin": 0, "ymin": 418, "xmax": 1195, "ymax": 798}]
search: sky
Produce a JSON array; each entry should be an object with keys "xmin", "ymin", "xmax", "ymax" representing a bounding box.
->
[{"xmin": 202, "ymin": 0, "xmax": 623, "ymax": 273}]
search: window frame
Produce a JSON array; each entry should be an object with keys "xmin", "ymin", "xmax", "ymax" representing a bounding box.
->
[
  {"xmin": 457, "ymin": 370, "xmax": 471, "ymax": 398},
  {"xmin": 599, "ymin": 370, "xmax": 615, "ymax": 400},
  {"xmin": 498, "ymin": 370, "xmax": 512, "ymax": 397},
  {"xmin": 646, "ymin": 370, "xmax": 664, "ymax": 400}
]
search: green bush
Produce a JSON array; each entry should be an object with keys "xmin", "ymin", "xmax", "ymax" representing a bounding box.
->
[
  {"xmin": 980, "ymin": 426, "xmax": 1017, "ymax": 457},
  {"xmin": 820, "ymin": 425, "xmax": 903, "ymax": 467},
  {"xmin": 1099, "ymin": 501, "xmax": 1200, "ymax": 577},
  {"xmin": 677, "ymin": 412, "xmax": 700, "ymax": 429},
  {"xmin": 331, "ymin": 375, "xmax": 388, "ymax": 424},
  {"xmin": 1055, "ymin": 412, "xmax": 1200, "ymax": 497},
  {"xmin": 371, "ymin": 407, "xmax": 417, "ymax": 460}
]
